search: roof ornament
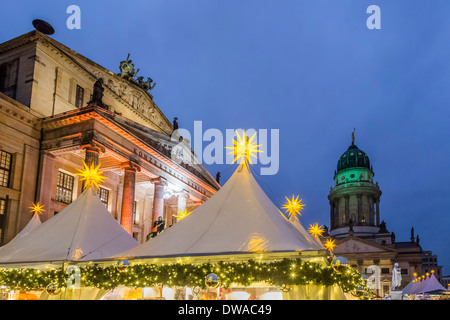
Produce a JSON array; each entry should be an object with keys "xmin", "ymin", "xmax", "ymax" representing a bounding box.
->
[
  {"xmin": 119, "ymin": 54, "xmax": 156, "ymax": 91},
  {"xmin": 352, "ymin": 128, "xmax": 356, "ymax": 145}
]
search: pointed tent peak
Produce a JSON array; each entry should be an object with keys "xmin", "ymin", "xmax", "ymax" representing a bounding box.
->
[{"xmin": 115, "ymin": 150, "xmax": 324, "ymax": 259}]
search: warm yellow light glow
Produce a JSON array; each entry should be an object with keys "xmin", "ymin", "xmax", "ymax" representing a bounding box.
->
[
  {"xmin": 173, "ymin": 208, "xmax": 192, "ymax": 221},
  {"xmin": 225, "ymin": 130, "xmax": 262, "ymax": 165},
  {"xmin": 324, "ymin": 238, "xmax": 337, "ymax": 252},
  {"xmin": 73, "ymin": 249, "xmax": 83, "ymax": 260},
  {"xmin": 29, "ymin": 202, "xmax": 45, "ymax": 215},
  {"xmin": 281, "ymin": 195, "xmax": 305, "ymax": 219},
  {"xmin": 308, "ymin": 223, "xmax": 325, "ymax": 238},
  {"xmin": 75, "ymin": 161, "xmax": 108, "ymax": 190}
]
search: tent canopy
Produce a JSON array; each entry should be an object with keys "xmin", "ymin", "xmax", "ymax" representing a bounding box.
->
[
  {"xmin": 402, "ymin": 274, "xmax": 447, "ymax": 295},
  {"xmin": 14, "ymin": 213, "xmax": 42, "ymax": 240},
  {"xmin": 116, "ymin": 162, "xmax": 324, "ymax": 259},
  {"xmin": 0, "ymin": 187, "xmax": 139, "ymax": 264}
]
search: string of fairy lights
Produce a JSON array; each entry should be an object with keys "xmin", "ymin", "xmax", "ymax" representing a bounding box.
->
[{"xmin": 0, "ymin": 258, "xmax": 372, "ymax": 296}]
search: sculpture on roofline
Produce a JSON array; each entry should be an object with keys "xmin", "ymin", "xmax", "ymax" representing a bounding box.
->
[
  {"xmin": 119, "ymin": 53, "xmax": 139, "ymax": 78},
  {"xmin": 137, "ymin": 76, "xmax": 156, "ymax": 91}
]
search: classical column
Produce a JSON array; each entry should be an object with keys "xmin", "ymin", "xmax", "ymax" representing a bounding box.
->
[
  {"xmin": 376, "ymin": 198, "xmax": 380, "ymax": 226},
  {"xmin": 81, "ymin": 142, "xmax": 105, "ymax": 167},
  {"xmin": 81, "ymin": 143, "xmax": 105, "ymax": 190},
  {"xmin": 120, "ymin": 162, "xmax": 140, "ymax": 234},
  {"xmin": 175, "ymin": 190, "xmax": 189, "ymax": 223},
  {"xmin": 329, "ymin": 201, "xmax": 334, "ymax": 230},
  {"xmin": 151, "ymin": 177, "xmax": 168, "ymax": 232}
]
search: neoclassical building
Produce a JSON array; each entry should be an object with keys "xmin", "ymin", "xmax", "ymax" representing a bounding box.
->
[
  {"xmin": 322, "ymin": 134, "xmax": 423, "ymax": 297},
  {"xmin": 0, "ymin": 30, "xmax": 220, "ymax": 245}
]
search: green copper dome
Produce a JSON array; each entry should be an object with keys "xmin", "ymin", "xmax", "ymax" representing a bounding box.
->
[{"xmin": 337, "ymin": 143, "xmax": 372, "ymax": 172}]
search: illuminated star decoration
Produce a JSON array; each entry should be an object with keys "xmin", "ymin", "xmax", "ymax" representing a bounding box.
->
[
  {"xmin": 324, "ymin": 238, "xmax": 337, "ymax": 252},
  {"xmin": 29, "ymin": 202, "xmax": 45, "ymax": 215},
  {"xmin": 73, "ymin": 249, "xmax": 83, "ymax": 261},
  {"xmin": 75, "ymin": 161, "xmax": 108, "ymax": 190},
  {"xmin": 173, "ymin": 208, "xmax": 192, "ymax": 222},
  {"xmin": 308, "ymin": 223, "xmax": 325, "ymax": 238},
  {"xmin": 225, "ymin": 130, "xmax": 262, "ymax": 165},
  {"xmin": 281, "ymin": 195, "xmax": 305, "ymax": 219}
]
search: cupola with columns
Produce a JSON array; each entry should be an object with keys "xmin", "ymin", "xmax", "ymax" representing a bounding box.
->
[{"xmin": 328, "ymin": 131, "xmax": 382, "ymax": 238}]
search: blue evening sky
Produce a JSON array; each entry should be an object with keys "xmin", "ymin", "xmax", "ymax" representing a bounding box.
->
[{"xmin": 1, "ymin": 1, "xmax": 449, "ymax": 274}]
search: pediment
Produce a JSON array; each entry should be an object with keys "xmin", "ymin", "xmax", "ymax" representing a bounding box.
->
[{"xmin": 334, "ymin": 237, "xmax": 395, "ymax": 255}]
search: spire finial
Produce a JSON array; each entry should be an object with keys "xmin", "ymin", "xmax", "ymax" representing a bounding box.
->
[{"xmin": 351, "ymin": 128, "xmax": 355, "ymax": 144}]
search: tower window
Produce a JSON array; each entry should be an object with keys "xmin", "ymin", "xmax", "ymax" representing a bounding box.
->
[
  {"xmin": 56, "ymin": 171, "xmax": 75, "ymax": 204},
  {"xmin": 0, "ymin": 59, "xmax": 19, "ymax": 99},
  {"xmin": 75, "ymin": 85, "xmax": 84, "ymax": 108},
  {"xmin": 0, "ymin": 150, "xmax": 12, "ymax": 188}
]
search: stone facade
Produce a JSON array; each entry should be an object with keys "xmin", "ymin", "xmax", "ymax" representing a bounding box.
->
[{"xmin": 0, "ymin": 30, "xmax": 220, "ymax": 245}]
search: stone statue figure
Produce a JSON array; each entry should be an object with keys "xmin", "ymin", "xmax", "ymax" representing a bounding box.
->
[
  {"xmin": 137, "ymin": 76, "xmax": 156, "ymax": 91},
  {"xmin": 352, "ymin": 128, "xmax": 355, "ymax": 144},
  {"xmin": 411, "ymin": 227, "xmax": 415, "ymax": 242},
  {"xmin": 119, "ymin": 53, "xmax": 139, "ymax": 78},
  {"xmin": 173, "ymin": 117, "xmax": 179, "ymax": 130},
  {"xmin": 216, "ymin": 172, "xmax": 221, "ymax": 184},
  {"xmin": 153, "ymin": 216, "xmax": 165, "ymax": 235},
  {"xmin": 391, "ymin": 263, "xmax": 402, "ymax": 291},
  {"xmin": 88, "ymin": 78, "xmax": 105, "ymax": 108}
]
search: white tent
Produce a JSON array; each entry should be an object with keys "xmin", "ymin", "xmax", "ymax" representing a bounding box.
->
[
  {"xmin": 0, "ymin": 187, "xmax": 139, "ymax": 264},
  {"xmin": 402, "ymin": 274, "xmax": 447, "ymax": 295},
  {"xmin": 116, "ymin": 162, "xmax": 324, "ymax": 259},
  {"xmin": 13, "ymin": 212, "xmax": 42, "ymax": 240}
]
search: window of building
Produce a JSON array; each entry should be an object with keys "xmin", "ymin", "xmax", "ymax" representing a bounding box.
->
[
  {"xmin": 0, "ymin": 59, "xmax": 19, "ymax": 99},
  {"xmin": 0, "ymin": 198, "xmax": 7, "ymax": 245},
  {"xmin": 381, "ymin": 268, "xmax": 390, "ymax": 274},
  {"xmin": 75, "ymin": 85, "xmax": 84, "ymax": 108},
  {"xmin": 401, "ymin": 269, "xmax": 408, "ymax": 275},
  {"xmin": 0, "ymin": 150, "xmax": 12, "ymax": 188},
  {"xmin": 56, "ymin": 171, "xmax": 75, "ymax": 204},
  {"xmin": 99, "ymin": 187, "xmax": 109, "ymax": 207}
]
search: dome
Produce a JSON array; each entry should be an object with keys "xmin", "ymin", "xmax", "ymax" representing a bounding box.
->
[{"xmin": 337, "ymin": 143, "xmax": 372, "ymax": 172}]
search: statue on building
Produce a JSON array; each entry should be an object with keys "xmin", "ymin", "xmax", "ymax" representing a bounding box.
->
[
  {"xmin": 137, "ymin": 76, "xmax": 156, "ymax": 91},
  {"xmin": 391, "ymin": 232, "xmax": 396, "ymax": 243},
  {"xmin": 411, "ymin": 227, "xmax": 415, "ymax": 242},
  {"xmin": 173, "ymin": 117, "xmax": 179, "ymax": 130},
  {"xmin": 88, "ymin": 78, "xmax": 106, "ymax": 108},
  {"xmin": 390, "ymin": 262, "xmax": 402, "ymax": 291},
  {"xmin": 379, "ymin": 220, "xmax": 387, "ymax": 233},
  {"xmin": 352, "ymin": 128, "xmax": 355, "ymax": 144},
  {"xmin": 119, "ymin": 53, "xmax": 139, "ymax": 78},
  {"xmin": 216, "ymin": 172, "xmax": 221, "ymax": 184},
  {"xmin": 154, "ymin": 216, "xmax": 166, "ymax": 234},
  {"xmin": 416, "ymin": 235, "xmax": 420, "ymax": 245}
]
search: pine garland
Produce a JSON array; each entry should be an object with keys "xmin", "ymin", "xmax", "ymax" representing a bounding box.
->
[{"xmin": 0, "ymin": 259, "xmax": 370, "ymax": 295}]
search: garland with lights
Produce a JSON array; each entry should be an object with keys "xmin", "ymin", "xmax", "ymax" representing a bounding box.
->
[{"xmin": 0, "ymin": 258, "xmax": 372, "ymax": 297}]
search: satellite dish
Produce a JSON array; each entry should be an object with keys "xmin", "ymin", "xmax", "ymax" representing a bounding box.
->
[{"xmin": 32, "ymin": 19, "xmax": 55, "ymax": 35}]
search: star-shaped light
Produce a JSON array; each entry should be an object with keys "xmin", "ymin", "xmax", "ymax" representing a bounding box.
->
[
  {"xmin": 281, "ymin": 195, "xmax": 305, "ymax": 219},
  {"xmin": 324, "ymin": 238, "xmax": 337, "ymax": 252},
  {"xmin": 29, "ymin": 202, "xmax": 45, "ymax": 215},
  {"xmin": 75, "ymin": 161, "xmax": 108, "ymax": 190},
  {"xmin": 308, "ymin": 223, "xmax": 325, "ymax": 238},
  {"xmin": 73, "ymin": 249, "xmax": 83, "ymax": 261},
  {"xmin": 173, "ymin": 208, "xmax": 192, "ymax": 222},
  {"xmin": 225, "ymin": 130, "xmax": 262, "ymax": 165}
]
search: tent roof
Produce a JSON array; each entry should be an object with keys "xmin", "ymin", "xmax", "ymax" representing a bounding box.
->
[
  {"xmin": 14, "ymin": 213, "xmax": 42, "ymax": 240},
  {"xmin": 116, "ymin": 162, "xmax": 324, "ymax": 259},
  {"xmin": 0, "ymin": 187, "xmax": 139, "ymax": 264},
  {"xmin": 403, "ymin": 274, "xmax": 447, "ymax": 295}
]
